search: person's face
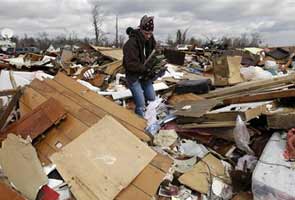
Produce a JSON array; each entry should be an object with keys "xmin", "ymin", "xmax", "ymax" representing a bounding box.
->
[{"xmin": 141, "ymin": 30, "xmax": 153, "ymax": 40}]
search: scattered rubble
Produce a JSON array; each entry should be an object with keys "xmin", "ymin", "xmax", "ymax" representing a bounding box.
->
[{"xmin": 1, "ymin": 44, "xmax": 295, "ymax": 200}]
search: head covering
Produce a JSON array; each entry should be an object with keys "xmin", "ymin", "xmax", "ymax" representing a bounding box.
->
[{"xmin": 139, "ymin": 15, "xmax": 154, "ymax": 32}]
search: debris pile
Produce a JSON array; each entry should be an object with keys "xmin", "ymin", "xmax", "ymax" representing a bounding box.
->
[{"xmin": 1, "ymin": 44, "xmax": 295, "ymax": 200}]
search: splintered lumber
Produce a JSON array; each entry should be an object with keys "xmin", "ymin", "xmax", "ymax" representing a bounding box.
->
[
  {"xmin": 50, "ymin": 116, "xmax": 156, "ymax": 200},
  {"xmin": 0, "ymin": 87, "xmax": 22, "ymax": 131},
  {"xmin": 223, "ymin": 89, "xmax": 295, "ymax": 104},
  {"xmin": 202, "ymin": 73, "xmax": 295, "ymax": 99},
  {"xmin": 0, "ymin": 98, "xmax": 66, "ymax": 142}
]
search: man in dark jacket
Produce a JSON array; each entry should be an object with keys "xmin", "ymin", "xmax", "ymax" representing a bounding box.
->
[{"xmin": 123, "ymin": 15, "xmax": 156, "ymax": 116}]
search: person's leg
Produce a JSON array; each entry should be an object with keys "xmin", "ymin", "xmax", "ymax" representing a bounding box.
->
[
  {"xmin": 141, "ymin": 79, "xmax": 156, "ymax": 102},
  {"xmin": 128, "ymin": 80, "xmax": 146, "ymax": 116}
]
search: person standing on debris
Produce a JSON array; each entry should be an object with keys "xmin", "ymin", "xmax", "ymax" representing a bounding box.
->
[{"xmin": 123, "ymin": 15, "xmax": 156, "ymax": 117}]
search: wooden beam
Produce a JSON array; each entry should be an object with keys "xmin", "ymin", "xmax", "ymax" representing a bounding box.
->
[
  {"xmin": 0, "ymin": 97, "xmax": 67, "ymax": 142},
  {"xmin": 223, "ymin": 89, "xmax": 295, "ymax": 104},
  {"xmin": 202, "ymin": 73, "xmax": 295, "ymax": 99}
]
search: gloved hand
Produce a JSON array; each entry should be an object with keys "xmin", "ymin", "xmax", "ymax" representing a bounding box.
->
[{"xmin": 83, "ymin": 68, "xmax": 95, "ymax": 80}]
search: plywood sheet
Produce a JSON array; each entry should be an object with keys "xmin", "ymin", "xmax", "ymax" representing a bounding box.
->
[
  {"xmin": 1, "ymin": 98, "xmax": 66, "ymax": 141},
  {"xmin": 50, "ymin": 116, "xmax": 156, "ymax": 200}
]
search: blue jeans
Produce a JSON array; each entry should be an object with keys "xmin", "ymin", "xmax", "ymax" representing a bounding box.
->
[{"xmin": 128, "ymin": 79, "xmax": 156, "ymax": 117}]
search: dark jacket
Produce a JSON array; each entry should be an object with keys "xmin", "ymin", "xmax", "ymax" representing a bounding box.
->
[{"xmin": 123, "ymin": 28, "xmax": 156, "ymax": 82}]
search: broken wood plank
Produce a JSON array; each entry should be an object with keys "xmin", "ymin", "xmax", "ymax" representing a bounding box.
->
[
  {"xmin": 223, "ymin": 89, "xmax": 295, "ymax": 104},
  {"xmin": 0, "ymin": 98, "xmax": 66, "ymax": 142},
  {"xmin": 20, "ymin": 76, "xmax": 171, "ymax": 199},
  {"xmin": 179, "ymin": 121, "xmax": 237, "ymax": 129},
  {"xmin": 202, "ymin": 73, "xmax": 295, "ymax": 99},
  {"xmin": 267, "ymin": 112, "xmax": 295, "ymax": 130},
  {"xmin": 131, "ymin": 165, "xmax": 165, "ymax": 197},
  {"xmin": 53, "ymin": 72, "xmax": 149, "ymax": 141},
  {"xmin": 0, "ymin": 87, "xmax": 22, "ymax": 131},
  {"xmin": 20, "ymin": 87, "xmax": 87, "ymax": 156},
  {"xmin": 30, "ymin": 79, "xmax": 100, "ymax": 127},
  {"xmin": 43, "ymin": 78, "xmax": 149, "ymax": 141},
  {"xmin": 168, "ymin": 93, "xmax": 204, "ymax": 106},
  {"xmin": 116, "ymin": 185, "xmax": 151, "ymax": 200},
  {"xmin": 50, "ymin": 116, "xmax": 156, "ymax": 200},
  {"xmin": 150, "ymin": 154, "xmax": 173, "ymax": 173}
]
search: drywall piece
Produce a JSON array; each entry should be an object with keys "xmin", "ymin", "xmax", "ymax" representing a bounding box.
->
[
  {"xmin": 50, "ymin": 116, "xmax": 156, "ymax": 200},
  {"xmin": 0, "ymin": 134, "xmax": 48, "ymax": 200}
]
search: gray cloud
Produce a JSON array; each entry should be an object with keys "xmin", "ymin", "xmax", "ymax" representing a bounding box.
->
[{"xmin": 0, "ymin": 0, "xmax": 295, "ymax": 46}]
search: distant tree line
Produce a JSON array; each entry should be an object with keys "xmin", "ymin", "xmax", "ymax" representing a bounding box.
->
[
  {"xmin": 10, "ymin": 31, "xmax": 125, "ymax": 51},
  {"xmin": 166, "ymin": 29, "xmax": 263, "ymax": 49}
]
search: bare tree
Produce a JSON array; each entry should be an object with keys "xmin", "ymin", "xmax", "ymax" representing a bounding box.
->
[
  {"xmin": 91, "ymin": 1, "xmax": 104, "ymax": 45},
  {"xmin": 175, "ymin": 28, "xmax": 189, "ymax": 45},
  {"xmin": 181, "ymin": 28, "xmax": 189, "ymax": 44},
  {"xmin": 176, "ymin": 30, "xmax": 182, "ymax": 45}
]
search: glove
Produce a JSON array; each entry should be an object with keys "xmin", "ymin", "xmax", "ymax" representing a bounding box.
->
[{"xmin": 83, "ymin": 68, "xmax": 95, "ymax": 80}]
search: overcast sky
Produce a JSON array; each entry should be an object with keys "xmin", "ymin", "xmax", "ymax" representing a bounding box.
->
[{"xmin": 1, "ymin": 0, "xmax": 295, "ymax": 46}]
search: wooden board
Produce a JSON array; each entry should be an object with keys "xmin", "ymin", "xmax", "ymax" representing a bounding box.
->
[
  {"xmin": 50, "ymin": 116, "xmax": 156, "ymax": 200},
  {"xmin": 0, "ymin": 98, "xmax": 66, "ymax": 142},
  {"xmin": 178, "ymin": 121, "xmax": 237, "ymax": 128},
  {"xmin": 202, "ymin": 73, "xmax": 295, "ymax": 99},
  {"xmin": 204, "ymin": 101, "xmax": 272, "ymax": 122},
  {"xmin": 53, "ymin": 72, "xmax": 149, "ymax": 141},
  {"xmin": 168, "ymin": 93, "xmax": 204, "ymax": 106},
  {"xmin": 223, "ymin": 89, "xmax": 295, "ymax": 104},
  {"xmin": 116, "ymin": 185, "xmax": 151, "ymax": 200},
  {"xmin": 20, "ymin": 75, "xmax": 172, "ymax": 199},
  {"xmin": 267, "ymin": 112, "xmax": 295, "ymax": 130}
]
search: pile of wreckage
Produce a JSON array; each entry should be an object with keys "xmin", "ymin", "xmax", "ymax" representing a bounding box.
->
[{"xmin": 1, "ymin": 44, "xmax": 295, "ymax": 200}]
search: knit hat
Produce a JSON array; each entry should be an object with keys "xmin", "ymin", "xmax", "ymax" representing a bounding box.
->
[{"xmin": 139, "ymin": 15, "xmax": 154, "ymax": 32}]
